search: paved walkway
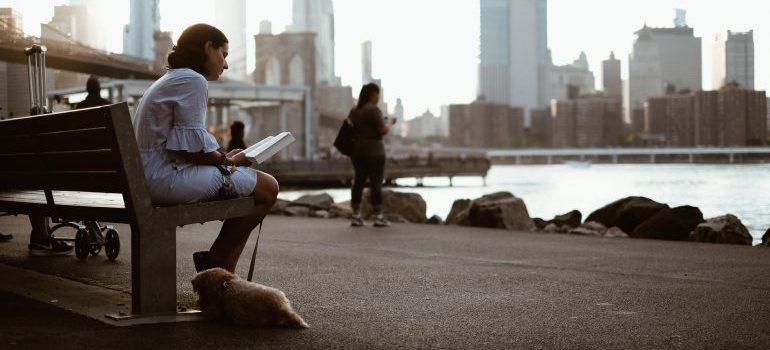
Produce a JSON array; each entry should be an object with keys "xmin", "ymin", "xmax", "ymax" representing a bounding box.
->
[{"xmin": 0, "ymin": 214, "xmax": 768, "ymax": 349}]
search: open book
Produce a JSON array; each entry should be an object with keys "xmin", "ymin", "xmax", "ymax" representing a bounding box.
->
[{"xmin": 242, "ymin": 132, "xmax": 296, "ymax": 165}]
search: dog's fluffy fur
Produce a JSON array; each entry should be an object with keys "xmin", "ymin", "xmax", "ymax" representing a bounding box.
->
[{"xmin": 191, "ymin": 268, "xmax": 308, "ymax": 328}]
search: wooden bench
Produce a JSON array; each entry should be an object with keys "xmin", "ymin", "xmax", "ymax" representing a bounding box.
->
[{"xmin": 0, "ymin": 102, "xmax": 257, "ymax": 320}]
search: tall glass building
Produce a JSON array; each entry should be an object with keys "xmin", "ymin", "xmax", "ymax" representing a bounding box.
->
[
  {"xmin": 123, "ymin": 0, "xmax": 159, "ymax": 60},
  {"xmin": 479, "ymin": 0, "xmax": 548, "ymax": 117}
]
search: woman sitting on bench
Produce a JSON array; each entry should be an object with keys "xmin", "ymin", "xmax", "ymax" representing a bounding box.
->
[{"xmin": 132, "ymin": 23, "xmax": 279, "ymax": 273}]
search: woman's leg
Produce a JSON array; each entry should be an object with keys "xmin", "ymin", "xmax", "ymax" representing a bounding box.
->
[
  {"xmin": 350, "ymin": 157, "xmax": 368, "ymax": 215},
  {"xmin": 209, "ymin": 171, "xmax": 279, "ymax": 272},
  {"xmin": 369, "ymin": 155, "xmax": 386, "ymax": 214}
]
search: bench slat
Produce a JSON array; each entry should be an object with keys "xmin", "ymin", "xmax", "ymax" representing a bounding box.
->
[
  {"xmin": 0, "ymin": 135, "xmax": 33, "ymax": 154},
  {"xmin": 36, "ymin": 128, "xmax": 114, "ymax": 153},
  {"xmin": 0, "ymin": 107, "xmax": 109, "ymax": 136},
  {"xmin": 158, "ymin": 196, "xmax": 257, "ymax": 226},
  {"xmin": 0, "ymin": 171, "xmax": 124, "ymax": 193},
  {"xmin": 0, "ymin": 150, "xmax": 120, "ymax": 172},
  {"xmin": 0, "ymin": 190, "xmax": 125, "ymax": 208}
]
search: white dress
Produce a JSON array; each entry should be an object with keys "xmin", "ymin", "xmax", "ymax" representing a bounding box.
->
[{"xmin": 132, "ymin": 68, "xmax": 257, "ymax": 205}]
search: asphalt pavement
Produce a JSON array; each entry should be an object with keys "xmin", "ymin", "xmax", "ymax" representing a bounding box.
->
[{"xmin": 0, "ymin": 214, "xmax": 768, "ymax": 349}]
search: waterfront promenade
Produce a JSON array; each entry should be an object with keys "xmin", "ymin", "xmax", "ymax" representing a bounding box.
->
[{"xmin": 0, "ymin": 214, "xmax": 768, "ymax": 349}]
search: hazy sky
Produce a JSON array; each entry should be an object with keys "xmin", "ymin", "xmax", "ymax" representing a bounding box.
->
[{"xmin": 2, "ymin": 0, "xmax": 767, "ymax": 119}]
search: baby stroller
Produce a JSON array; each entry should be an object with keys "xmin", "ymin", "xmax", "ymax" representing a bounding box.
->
[{"xmin": 24, "ymin": 44, "xmax": 120, "ymax": 261}]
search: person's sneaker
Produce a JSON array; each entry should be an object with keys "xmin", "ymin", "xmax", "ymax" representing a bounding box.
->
[
  {"xmin": 373, "ymin": 214, "xmax": 391, "ymax": 227},
  {"xmin": 0, "ymin": 233, "xmax": 12, "ymax": 242},
  {"xmin": 350, "ymin": 215, "xmax": 364, "ymax": 227},
  {"xmin": 28, "ymin": 239, "xmax": 72, "ymax": 256},
  {"xmin": 193, "ymin": 251, "xmax": 212, "ymax": 273}
]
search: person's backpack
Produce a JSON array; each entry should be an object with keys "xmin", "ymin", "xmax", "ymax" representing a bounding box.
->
[{"xmin": 333, "ymin": 118, "xmax": 354, "ymax": 156}]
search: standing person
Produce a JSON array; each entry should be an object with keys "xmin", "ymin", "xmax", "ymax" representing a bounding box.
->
[
  {"xmin": 132, "ymin": 23, "xmax": 279, "ymax": 273},
  {"xmin": 348, "ymin": 83, "xmax": 396, "ymax": 227},
  {"xmin": 227, "ymin": 121, "xmax": 247, "ymax": 152},
  {"xmin": 75, "ymin": 75, "xmax": 111, "ymax": 109}
]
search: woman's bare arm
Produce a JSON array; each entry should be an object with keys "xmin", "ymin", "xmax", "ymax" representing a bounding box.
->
[{"xmin": 168, "ymin": 149, "xmax": 251, "ymax": 166}]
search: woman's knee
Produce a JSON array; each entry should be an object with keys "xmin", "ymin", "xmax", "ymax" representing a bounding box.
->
[{"xmin": 252, "ymin": 171, "xmax": 279, "ymax": 205}]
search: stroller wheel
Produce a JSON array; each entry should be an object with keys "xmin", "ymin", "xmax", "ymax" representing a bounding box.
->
[
  {"xmin": 74, "ymin": 228, "xmax": 89, "ymax": 261},
  {"xmin": 104, "ymin": 229, "xmax": 120, "ymax": 261}
]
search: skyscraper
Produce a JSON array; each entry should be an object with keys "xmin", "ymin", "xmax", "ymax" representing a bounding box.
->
[
  {"xmin": 361, "ymin": 40, "xmax": 372, "ymax": 84},
  {"xmin": 547, "ymin": 51, "xmax": 595, "ymax": 102},
  {"xmin": 602, "ymin": 52, "xmax": 622, "ymax": 98},
  {"xmin": 629, "ymin": 20, "xmax": 702, "ymax": 115},
  {"xmin": 43, "ymin": 4, "xmax": 105, "ymax": 50},
  {"xmin": 288, "ymin": 0, "xmax": 338, "ymax": 85},
  {"xmin": 713, "ymin": 30, "xmax": 754, "ymax": 89},
  {"xmin": 214, "ymin": 0, "xmax": 248, "ymax": 80},
  {"xmin": 479, "ymin": 0, "xmax": 548, "ymax": 117},
  {"xmin": 123, "ymin": 0, "xmax": 160, "ymax": 60}
]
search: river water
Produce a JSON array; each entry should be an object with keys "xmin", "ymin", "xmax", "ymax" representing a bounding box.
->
[{"xmin": 279, "ymin": 164, "xmax": 770, "ymax": 244}]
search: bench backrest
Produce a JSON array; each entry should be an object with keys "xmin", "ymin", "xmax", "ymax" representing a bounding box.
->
[{"xmin": 0, "ymin": 103, "xmax": 153, "ymax": 222}]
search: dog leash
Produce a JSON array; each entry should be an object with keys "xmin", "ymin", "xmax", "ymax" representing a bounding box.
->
[{"xmin": 247, "ymin": 222, "xmax": 262, "ymax": 282}]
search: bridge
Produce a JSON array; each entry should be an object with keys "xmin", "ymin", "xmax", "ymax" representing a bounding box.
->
[
  {"xmin": 0, "ymin": 26, "xmax": 159, "ymax": 79},
  {"xmin": 388, "ymin": 145, "xmax": 770, "ymax": 164},
  {"xmin": 488, "ymin": 147, "xmax": 770, "ymax": 164}
]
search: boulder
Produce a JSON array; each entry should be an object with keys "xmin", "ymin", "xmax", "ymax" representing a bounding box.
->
[
  {"xmin": 360, "ymin": 189, "xmax": 427, "ymax": 223},
  {"xmin": 690, "ymin": 215, "xmax": 753, "ymax": 245},
  {"xmin": 543, "ymin": 223, "xmax": 560, "ymax": 233},
  {"xmin": 290, "ymin": 193, "xmax": 334, "ymax": 211},
  {"xmin": 270, "ymin": 198, "xmax": 291, "ymax": 215},
  {"xmin": 762, "ymin": 228, "xmax": 770, "ymax": 247},
  {"xmin": 631, "ymin": 206, "xmax": 705, "ymax": 241},
  {"xmin": 428, "ymin": 215, "xmax": 443, "ymax": 225},
  {"xmin": 283, "ymin": 206, "xmax": 311, "ymax": 217},
  {"xmin": 533, "ymin": 218, "xmax": 548, "ymax": 230},
  {"xmin": 585, "ymin": 196, "xmax": 668, "ymax": 234},
  {"xmin": 446, "ymin": 199, "xmax": 472, "ymax": 225},
  {"xmin": 465, "ymin": 195, "xmax": 535, "ymax": 231},
  {"xmin": 569, "ymin": 221, "xmax": 608, "ymax": 236},
  {"xmin": 550, "ymin": 210, "xmax": 582, "ymax": 228},
  {"xmin": 605, "ymin": 227, "xmax": 629, "ymax": 238},
  {"xmin": 328, "ymin": 203, "xmax": 353, "ymax": 219}
]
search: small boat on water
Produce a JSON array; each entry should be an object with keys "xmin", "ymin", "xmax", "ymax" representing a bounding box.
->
[{"xmin": 563, "ymin": 160, "xmax": 592, "ymax": 168}]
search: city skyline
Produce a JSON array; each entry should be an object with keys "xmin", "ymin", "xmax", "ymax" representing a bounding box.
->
[{"xmin": 1, "ymin": 0, "xmax": 767, "ymax": 119}]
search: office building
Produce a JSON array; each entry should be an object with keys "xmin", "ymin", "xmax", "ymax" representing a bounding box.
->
[
  {"xmin": 123, "ymin": 0, "xmax": 160, "ymax": 60},
  {"xmin": 629, "ymin": 14, "xmax": 702, "ymax": 116},
  {"xmin": 713, "ymin": 30, "xmax": 754, "ymax": 89},
  {"xmin": 479, "ymin": 0, "xmax": 548, "ymax": 115}
]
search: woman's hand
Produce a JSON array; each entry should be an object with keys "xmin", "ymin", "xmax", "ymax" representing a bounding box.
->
[{"xmin": 226, "ymin": 149, "xmax": 252, "ymax": 166}]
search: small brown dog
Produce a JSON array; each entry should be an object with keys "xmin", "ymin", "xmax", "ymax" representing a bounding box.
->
[{"xmin": 191, "ymin": 268, "xmax": 308, "ymax": 328}]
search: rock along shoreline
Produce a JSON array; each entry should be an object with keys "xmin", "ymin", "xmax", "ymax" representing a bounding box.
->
[{"xmin": 272, "ymin": 191, "xmax": 769, "ymax": 248}]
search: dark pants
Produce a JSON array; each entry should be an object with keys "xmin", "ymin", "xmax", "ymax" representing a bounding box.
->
[{"xmin": 350, "ymin": 155, "xmax": 386, "ymax": 212}]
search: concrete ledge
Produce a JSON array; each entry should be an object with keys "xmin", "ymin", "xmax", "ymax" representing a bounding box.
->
[{"xmin": 0, "ymin": 263, "xmax": 203, "ymax": 327}]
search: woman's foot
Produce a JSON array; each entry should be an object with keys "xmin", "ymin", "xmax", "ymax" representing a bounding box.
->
[
  {"xmin": 350, "ymin": 214, "xmax": 364, "ymax": 227},
  {"xmin": 193, "ymin": 251, "xmax": 212, "ymax": 272},
  {"xmin": 373, "ymin": 213, "xmax": 391, "ymax": 227}
]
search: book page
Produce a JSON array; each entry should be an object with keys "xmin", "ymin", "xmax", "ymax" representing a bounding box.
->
[
  {"xmin": 244, "ymin": 132, "xmax": 295, "ymax": 164},
  {"xmin": 241, "ymin": 136, "xmax": 273, "ymax": 155}
]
